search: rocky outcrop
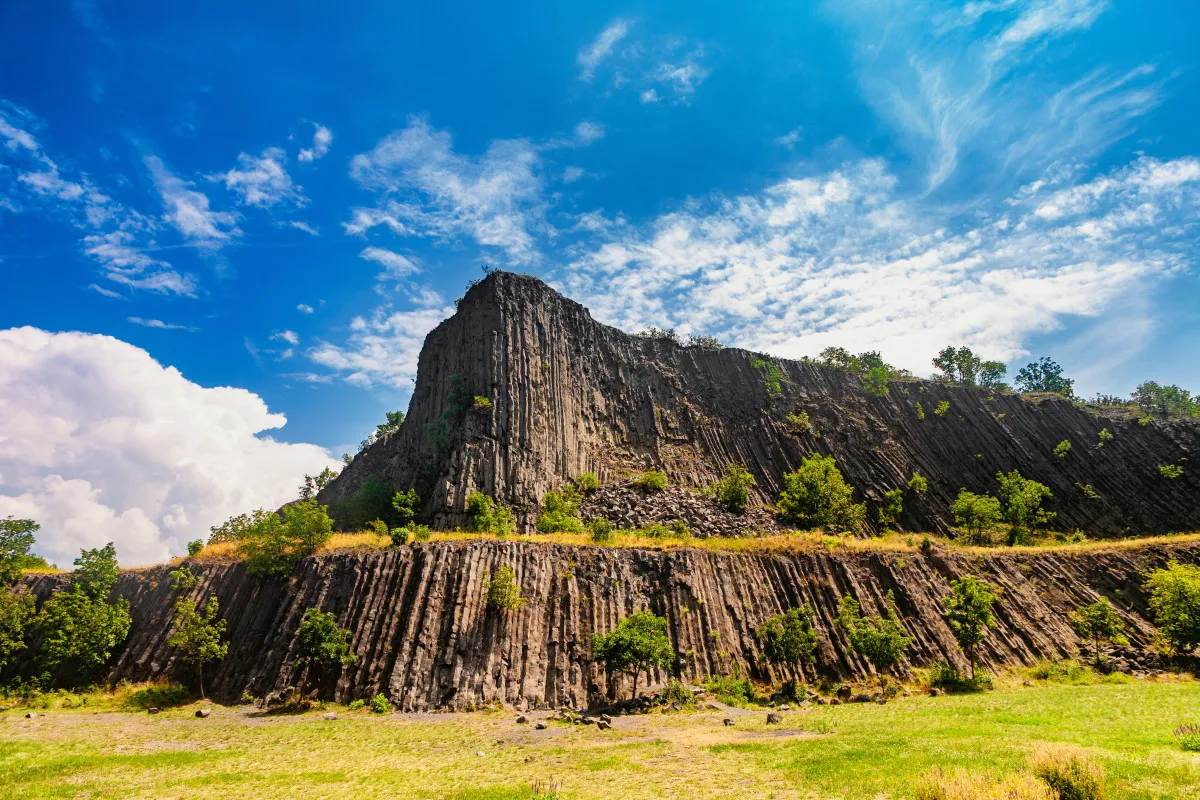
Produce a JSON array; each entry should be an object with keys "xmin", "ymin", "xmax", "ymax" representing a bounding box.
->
[
  {"xmin": 319, "ymin": 272, "xmax": 1200, "ymax": 537},
  {"xmin": 19, "ymin": 540, "xmax": 1198, "ymax": 709}
]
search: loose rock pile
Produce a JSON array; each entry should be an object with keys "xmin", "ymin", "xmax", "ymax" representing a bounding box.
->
[{"xmin": 579, "ymin": 485, "xmax": 783, "ymax": 538}]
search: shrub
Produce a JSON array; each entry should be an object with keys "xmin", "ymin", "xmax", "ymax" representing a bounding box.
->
[
  {"xmin": 409, "ymin": 524, "xmax": 432, "ymax": 542},
  {"xmin": 951, "ymin": 491, "xmax": 1002, "ymax": 544},
  {"xmin": 1069, "ymin": 599, "xmax": 1128, "ymax": 665},
  {"xmin": 1053, "ymin": 440, "xmax": 1071, "ymax": 458},
  {"xmin": 472, "ymin": 395, "xmax": 492, "ymax": 411},
  {"xmin": 777, "ymin": 455, "xmax": 865, "ymax": 532},
  {"xmin": 168, "ymin": 566, "xmax": 198, "ymax": 590},
  {"xmin": 0, "ymin": 517, "xmax": 40, "ymax": 585},
  {"xmin": 878, "ymin": 488, "xmax": 904, "ymax": 528},
  {"xmin": 465, "ymin": 492, "xmax": 516, "ymax": 537},
  {"xmin": 369, "ymin": 519, "xmax": 389, "ymax": 538},
  {"xmin": 661, "ymin": 678, "xmax": 696, "ymax": 709},
  {"xmin": 836, "ymin": 591, "xmax": 912, "ymax": 689},
  {"xmin": 758, "ymin": 606, "xmax": 818, "ymax": 693},
  {"xmin": 670, "ymin": 519, "xmax": 690, "ymax": 538},
  {"xmin": 705, "ymin": 673, "xmax": 756, "ymax": 706},
  {"xmin": 995, "ymin": 470, "xmax": 1054, "ymax": 545},
  {"xmin": 711, "ymin": 464, "xmax": 757, "ymax": 514},
  {"xmin": 391, "ymin": 489, "xmax": 420, "ymax": 527},
  {"xmin": 348, "ymin": 699, "xmax": 365, "ymax": 711},
  {"xmin": 751, "ymin": 356, "xmax": 784, "ymax": 397},
  {"xmin": 208, "ymin": 510, "xmax": 269, "ymax": 544},
  {"xmin": 1026, "ymin": 658, "xmax": 1092, "ymax": 684},
  {"xmin": 125, "ymin": 683, "xmax": 189, "ymax": 711},
  {"xmin": 186, "ymin": 540, "xmax": 204, "ymax": 557},
  {"xmin": 1158, "ymin": 463, "xmax": 1184, "ymax": 479},
  {"xmin": 592, "ymin": 611, "xmax": 674, "ymax": 700},
  {"xmin": 294, "ymin": 608, "xmax": 357, "ymax": 697},
  {"xmin": 637, "ymin": 523, "xmax": 673, "ymax": 539},
  {"xmin": 1096, "ymin": 428, "xmax": 1113, "ymax": 447},
  {"xmin": 942, "ymin": 576, "xmax": 997, "ymax": 680},
  {"xmin": 536, "ymin": 489, "xmax": 585, "ymax": 533},
  {"xmin": 167, "ymin": 597, "xmax": 228, "ymax": 699},
  {"xmin": 915, "ymin": 402, "xmax": 926, "ymax": 420},
  {"xmin": 1174, "ymin": 724, "xmax": 1200, "ymax": 752},
  {"xmin": 485, "ymin": 565, "xmax": 526, "ymax": 611},
  {"xmin": 631, "ymin": 470, "xmax": 668, "ymax": 492},
  {"xmin": 1028, "ymin": 745, "xmax": 1104, "ymax": 800},
  {"xmin": 914, "ymin": 768, "xmax": 1054, "ymax": 800},
  {"xmin": 934, "ymin": 400, "xmax": 951, "ymax": 417},
  {"xmin": 1144, "ymin": 560, "xmax": 1200, "ymax": 654},
  {"xmin": 340, "ymin": 479, "xmax": 396, "ymax": 530},
  {"xmin": 239, "ymin": 499, "xmax": 334, "ymax": 579},
  {"xmin": 0, "ymin": 588, "xmax": 35, "ymax": 672},
  {"xmin": 389, "ymin": 527, "xmax": 410, "ymax": 547},
  {"xmin": 370, "ymin": 693, "xmax": 389, "ymax": 714},
  {"xmin": 588, "ymin": 518, "xmax": 614, "ymax": 544},
  {"xmin": 785, "ymin": 411, "xmax": 814, "ymax": 435},
  {"xmin": 862, "ymin": 364, "xmax": 890, "ymax": 397},
  {"xmin": 574, "ymin": 472, "xmax": 600, "ymax": 494},
  {"xmin": 908, "ymin": 472, "xmax": 928, "ymax": 494}
]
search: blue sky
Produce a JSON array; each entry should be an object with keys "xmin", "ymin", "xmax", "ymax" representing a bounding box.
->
[{"xmin": 1, "ymin": 1, "xmax": 1198, "ymax": 563}]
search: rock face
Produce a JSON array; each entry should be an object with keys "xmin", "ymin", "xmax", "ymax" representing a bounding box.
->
[
  {"xmin": 18, "ymin": 540, "xmax": 1197, "ymax": 709},
  {"xmin": 319, "ymin": 272, "xmax": 1199, "ymax": 537}
]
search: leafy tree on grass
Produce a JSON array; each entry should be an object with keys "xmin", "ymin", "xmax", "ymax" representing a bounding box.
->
[
  {"xmin": 1, "ymin": 517, "xmax": 41, "ymax": 585},
  {"xmin": 592, "ymin": 611, "xmax": 675, "ymax": 700},
  {"xmin": 995, "ymin": 470, "xmax": 1054, "ymax": 545},
  {"xmin": 942, "ymin": 576, "xmax": 997, "ymax": 681},
  {"xmin": 1015, "ymin": 357, "xmax": 1074, "ymax": 397},
  {"xmin": 837, "ymin": 591, "xmax": 913, "ymax": 690},
  {"xmin": 37, "ymin": 543, "xmax": 132, "ymax": 684},
  {"xmin": 167, "ymin": 597, "xmax": 228, "ymax": 698},
  {"xmin": 1131, "ymin": 381, "xmax": 1198, "ymax": 418},
  {"xmin": 294, "ymin": 608, "xmax": 357, "ymax": 699},
  {"xmin": 950, "ymin": 491, "xmax": 1002, "ymax": 544},
  {"xmin": 239, "ymin": 499, "xmax": 334, "ymax": 579},
  {"xmin": 777, "ymin": 455, "xmax": 866, "ymax": 532},
  {"xmin": 932, "ymin": 346, "xmax": 1007, "ymax": 389},
  {"xmin": 0, "ymin": 587, "xmax": 35, "ymax": 671},
  {"xmin": 758, "ymin": 606, "xmax": 818, "ymax": 697},
  {"xmin": 711, "ymin": 464, "xmax": 757, "ymax": 514},
  {"xmin": 1144, "ymin": 561, "xmax": 1200, "ymax": 656},
  {"xmin": 1069, "ymin": 599, "xmax": 1128, "ymax": 666}
]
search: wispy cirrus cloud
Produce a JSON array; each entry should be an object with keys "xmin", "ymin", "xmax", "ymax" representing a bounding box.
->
[
  {"xmin": 578, "ymin": 18, "xmax": 633, "ymax": 81},
  {"xmin": 576, "ymin": 18, "xmax": 711, "ymax": 104},
  {"xmin": 298, "ymin": 123, "xmax": 332, "ymax": 162},
  {"xmin": 307, "ymin": 299, "xmax": 453, "ymax": 388},
  {"xmin": 146, "ymin": 154, "xmax": 240, "ymax": 246},
  {"xmin": 213, "ymin": 146, "xmax": 305, "ymax": 208},
  {"xmin": 127, "ymin": 316, "xmax": 197, "ymax": 331}
]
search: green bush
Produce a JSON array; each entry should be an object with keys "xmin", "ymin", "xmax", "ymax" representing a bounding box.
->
[
  {"xmin": 1069, "ymin": 599, "xmax": 1128, "ymax": 665},
  {"xmin": 1144, "ymin": 560, "xmax": 1200, "ymax": 654},
  {"xmin": 751, "ymin": 356, "xmax": 784, "ymax": 397},
  {"xmin": 369, "ymin": 519, "xmax": 389, "ymax": 538},
  {"xmin": 589, "ymin": 518, "xmax": 614, "ymax": 544},
  {"xmin": 1159, "ymin": 463, "xmax": 1184, "ymax": 479},
  {"xmin": 631, "ymin": 470, "xmax": 667, "ymax": 492},
  {"xmin": 711, "ymin": 464, "xmax": 756, "ymax": 514},
  {"xmin": 1175, "ymin": 724, "xmax": 1200, "ymax": 752},
  {"xmin": 785, "ymin": 411, "xmax": 814, "ymax": 435},
  {"xmin": 389, "ymin": 527, "xmax": 409, "ymax": 547},
  {"xmin": 294, "ymin": 608, "xmax": 357, "ymax": 696},
  {"xmin": 536, "ymin": 489, "xmax": 585, "ymax": 533},
  {"xmin": 465, "ymin": 492, "xmax": 516, "ymax": 537},
  {"xmin": 409, "ymin": 524, "xmax": 432, "ymax": 542},
  {"xmin": 1097, "ymin": 428, "xmax": 1113, "ymax": 447},
  {"xmin": 908, "ymin": 472, "xmax": 928, "ymax": 494},
  {"xmin": 951, "ymin": 490, "xmax": 1002, "ymax": 544},
  {"xmin": 339, "ymin": 479, "xmax": 396, "ymax": 530},
  {"xmin": 934, "ymin": 400, "xmax": 950, "ymax": 417},
  {"xmin": 878, "ymin": 488, "xmax": 904, "ymax": 528},
  {"xmin": 371, "ymin": 693, "xmax": 389, "ymax": 713},
  {"xmin": 836, "ymin": 591, "xmax": 912, "ymax": 690},
  {"xmin": 758, "ymin": 606, "xmax": 818, "ymax": 694},
  {"xmin": 1029, "ymin": 745, "xmax": 1105, "ymax": 800},
  {"xmin": 862, "ymin": 364, "xmax": 890, "ymax": 397},
  {"xmin": 186, "ymin": 540, "xmax": 204, "ymax": 557},
  {"xmin": 391, "ymin": 489, "xmax": 420, "ymax": 527},
  {"xmin": 996, "ymin": 470, "xmax": 1054, "ymax": 545},
  {"xmin": 660, "ymin": 678, "xmax": 696, "ymax": 709},
  {"xmin": 1054, "ymin": 440, "xmax": 1072, "ymax": 458},
  {"xmin": 942, "ymin": 575, "xmax": 997, "ymax": 680},
  {"xmin": 0, "ymin": 588, "xmax": 35, "ymax": 672},
  {"xmin": 125, "ymin": 683, "xmax": 188, "ymax": 710},
  {"xmin": 239, "ymin": 499, "xmax": 334, "ymax": 579},
  {"xmin": 574, "ymin": 473, "xmax": 600, "ymax": 494},
  {"xmin": 592, "ymin": 611, "xmax": 674, "ymax": 700},
  {"xmin": 927, "ymin": 661, "xmax": 992, "ymax": 692},
  {"xmin": 348, "ymin": 698, "xmax": 365, "ymax": 711},
  {"xmin": 704, "ymin": 673, "xmax": 756, "ymax": 706},
  {"xmin": 168, "ymin": 566, "xmax": 198, "ymax": 590},
  {"xmin": 485, "ymin": 565, "xmax": 526, "ymax": 611},
  {"xmin": 472, "ymin": 395, "xmax": 492, "ymax": 411},
  {"xmin": 776, "ymin": 455, "xmax": 865, "ymax": 532}
]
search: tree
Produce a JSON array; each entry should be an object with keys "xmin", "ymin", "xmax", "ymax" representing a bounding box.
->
[
  {"xmin": 167, "ymin": 597, "xmax": 228, "ymax": 698},
  {"xmin": 485, "ymin": 565, "xmax": 527, "ymax": 610},
  {"xmin": 1144, "ymin": 561, "xmax": 1200, "ymax": 655},
  {"xmin": 465, "ymin": 492, "xmax": 517, "ymax": 536},
  {"xmin": 862, "ymin": 364, "xmax": 891, "ymax": 397},
  {"xmin": 995, "ymin": 470, "xmax": 1054, "ymax": 545},
  {"xmin": 239, "ymin": 499, "xmax": 333, "ymax": 579},
  {"xmin": 878, "ymin": 488, "xmax": 904, "ymax": 528},
  {"xmin": 391, "ymin": 488, "xmax": 421, "ymax": 527},
  {"xmin": 950, "ymin": 491, "xmax": 1003, "ymax": 544},
  {"xmin": 777, "ymin": 455, "xmax": 866, "ymax": 532},
  {"xmin": 1069, "ymin": 599, "xmax": 1128, "ymax": 666},
  {"xmin": 0, "ymin": 517, "xmax": 39, "ymax": 585},
  {"xmin": 340, "ymin": 479, "xmax": 396, "ymax": 529},
  {"xmin": 208, "ymin": 510, "xmax": 271, "ymax": 545},
  {"xmin": 758, "ymin": 606, "xmax": 818, "ymax": 696},
  {"xmin": 37, "ymin": 544, "xmax": 131, "ymax": 683},
  {"xmin": 187, "ymin": 540, "xmax": 204, "ymax": 557},
  {"xmin": 376, "ymin": 410, "xmax": 406, "ymax": 438},
  {"xmin": 711, "ymin": 464, "xmax": 757, "ymax": 514},
  {"xmin": 536, "ymin": 489, "xmax": 585, "ymax": 533},
  {"xmin": 1014, "ymin": 357, "xmax": 1074, "ymax": 397},
  {"xmin": 592, "ymin": 611, "xmax": 675, "ymax": 700},
  {"xmin": 294, "ymin": 607, "xmax": 357, "ymax": 697},
  {"xmin": 1132, "ymin": 382, "xmax": 1198, "ymax": 418},
  {"xmin": 837, "ymin": 591, "xmax": 913, "ymax": 690},
  {"xmin": 942, "ymin": 576, "xmax": 997, "ymax": 680},
  {"xmin": 932, "ymin": 346, "xmax": 1008, "ymax": 389},
  {"xmin": 299, "ymin": 466, "xmax": 339, "ymax": 501},
  {"xmin": 0, "ymin": 588, "xmax": 35, "ymax": 671}
]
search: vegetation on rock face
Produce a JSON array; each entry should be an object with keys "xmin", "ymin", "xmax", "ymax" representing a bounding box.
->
[
  {"xmin": 878, "ymin": 488, "xmax": 905, "ymax": 529},
  {"xmin": 465, "ymin": 492, "xmax": 517, "ymax": 537},
  {"xmin": 630, "ymin": 470, "xmax": 668, "ymax": 493},
  {"xmin": 1158, "ymin": 463, "xmax": 1184, "ymax": 479},
  {"xmin": 1054, "ymin": 440, "xmax": 1072, "ymax": 458},
  {"xmin": 996, "ymin": 470, "xmax": 1054, "ymax": 545},
  {"xmin": 751, "ymin": 356, "xmax": 785, "ymax": 397},
  {"xmin": 757, "ymin": 605, "xmax": 818, "ymax": 695},
  {"xmin": 294, "ymin": 608, "xmax": 356, "ymax": 698},
  {"xmin": 950, "ymin": 491, "xmax": 1003, "ymax": 544},
  {"xmin": 485, "ymin": 566, "xmax": 526, "ymax": 611},
  {"xmin": 1069, "ymin": 599, "xmax": 1128, "ymax": 666},
  {"xmin": 777, "ymin": 455, "xmax": 865, "ymax": 532},
  {"xmin": 167, "ymin": 596, "xmax": 228, "ymax": 698},
  {"xmin": 837, "ymin": 591, "xmax": 913, "ymax": 689},
  {"xmin": 1144, "ymin": 560, "xmax": 1200, "ymax": 655},
  {"xmin": 908, "ymin": 472, "xmax": 928, "ymax": 494},
  {"xmin": 536, "ymin": 488, "xmax": 585, "ymax": 533},
  {"xmin": 592, "ymin": 611, "xmax": 674, "ymax": 700},
  {"xmin": 785, "ymin": 410, "xmax": 815, "ymax": 435},
  {"xmin": 573, "ymin": 472, "xmax": 600, "ymax": 494},
  {"xmin": 391, "ymin": 488, "xmax": 420, "ymax": 527},
  {"xmin": 238, "ymin": 499, "xmax": 334, "ymax": 579},
  {"xmin": 932, "ymin": 346, "xmax": 1008, "ymax": 389},
  {"xmin": 298, "ymin": 466, "xmax": 338, "ymax": 501},
  {"xmin": 710, "ymin": 464, "xmax": 757, "ymax": 514},
  {"xmin": 942, "ymin": 575, "xmax": 997, "ymax": 681}
]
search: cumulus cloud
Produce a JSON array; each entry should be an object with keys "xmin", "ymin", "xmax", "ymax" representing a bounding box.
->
[
  {"xmin": 0, "ymin": 328, "xmax": 339, "ymax": 566},
  {"xmin": 296, "ymin": 303, "xmax": 314, "ymax": 314},
  {"xmin": 214, "ymin": 146, "xmax": 304, "ymax": 208},
  {"xmin": 560, "ymin": 155, "xmax": 1200, "ymax": 378},
  {"xmin": 578, "ymin": 19, "xmax": 632, "ymax": 80},
  {"xmin": 298, "ymin": 124, "xmax": 333, "ymax": 162},
  {"xmin": 347, "ymin": 116, "xmax": 548, "ymax": 263},
  {"xmin": 307, "ymin": 302, "xmax": 453, "ymax": 388}
]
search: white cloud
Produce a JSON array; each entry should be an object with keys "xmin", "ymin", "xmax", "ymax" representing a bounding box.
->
[
  {"xmin": 776, "ymin": 128, "xmax": 802, "ymax": 148},
  {"xmin": 561, "ymin": 155, "xmax": 1199, "ymax": 381},
  {"xmin": 296, "ymin": 303, "xmax": 314, "ymax": 314},
  {"xmin": 360, "ymin": 246, "xmax": 421, "ymax": 285},
  {"xmin": 652, "ymin": 51, "xmax": 710, "ymax": 101},
  {"xmin": 271, "ymin": 329, "xmax": 299, "ymax": 346},
  {"xmin": 287, "ymin": 220, "xmax": 319, "ymax": 235},
  {"xmin": 348, "ymin": 116, "xmax": 548, "ymax": 263},
  {"xmin": 307, "ymin": 302, "xmax": 453, "ymax": 388},
  {"xmin": 563, "ymin": 166, "xmax": 587, "ymax": 184},
  {"xmin": 0, "ymin": 328, "xmax": 338, "ymax": 566},
  {"xmin": 639, "ymin": 89, "xmax": 659, "ymax": 104},
  {"xmin": 214, "ymin": 146, "xmax": 304, "ymax": 208},
  {"xmin": 578, "ymin": 19, "xmax": 632, "ymax": 80},
  {"xmin": 146, "ymin": 154, "xmax": 240, "ymax": 245},
  {"xmin": 127, "ymin": 316, "xmax": 197, "ymax": 331},
  {"xmin": 573, "ymin": 121, "xmax": 605, "ymax": 146},
  {"xmin": 298, "ymin": 124, "xmax": 333, "ymax": 162}
]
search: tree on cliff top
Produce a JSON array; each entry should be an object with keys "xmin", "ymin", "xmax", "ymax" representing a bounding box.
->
[
  {"xmin": 239, "ymin": 499, "xmax": 333, "ymax": 579},
  {"xmin": 592, "ymin": 611, "xmax": 674, "ymax": 700}
]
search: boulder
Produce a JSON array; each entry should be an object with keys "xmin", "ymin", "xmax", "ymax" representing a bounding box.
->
[
  {"xmin": 766, "ymin": 712, "xmax": 783, "ymax": 725},
  {"xmin": 195, "ymin": 708, "xmax": 211, "ymax": 718}
]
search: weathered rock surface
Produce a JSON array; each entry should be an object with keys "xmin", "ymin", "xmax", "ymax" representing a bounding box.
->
[
  {"xmin": 17, "ymin": 539, "xmax": 1198, "ymax": 709},
  {"xmin": 320, "ymin": 272, "xmax": 1200, "ymax": 537}
]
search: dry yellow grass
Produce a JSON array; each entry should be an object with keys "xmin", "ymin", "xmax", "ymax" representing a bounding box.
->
[{"xmin": 914, "ymin": 768, "xmax": 1054, "ymax": 800}]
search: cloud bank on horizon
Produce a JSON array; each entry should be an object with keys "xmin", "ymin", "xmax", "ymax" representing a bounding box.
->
[{"xmin": 1, "ymin": 0, "xmax": 1197, "ymax": 563}]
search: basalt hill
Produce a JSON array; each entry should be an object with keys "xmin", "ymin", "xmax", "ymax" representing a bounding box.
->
[{"xmin": 320, "ymin": 271, "xmax": 1200, "ymax": 537}]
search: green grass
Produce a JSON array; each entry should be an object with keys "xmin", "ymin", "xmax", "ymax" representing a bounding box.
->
[{"xmin": 1, "ymin": 680, "xmax": 1198, "ymax": 799}]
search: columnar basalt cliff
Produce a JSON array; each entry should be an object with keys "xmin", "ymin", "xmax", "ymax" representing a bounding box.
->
[
  {"xmin": 320, "ymin": 271, "xmax": 1200, "ymax": 536},
  {"xmin": 21, "ymin": 541, "xmax": 1199, "ymax": 709}
]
